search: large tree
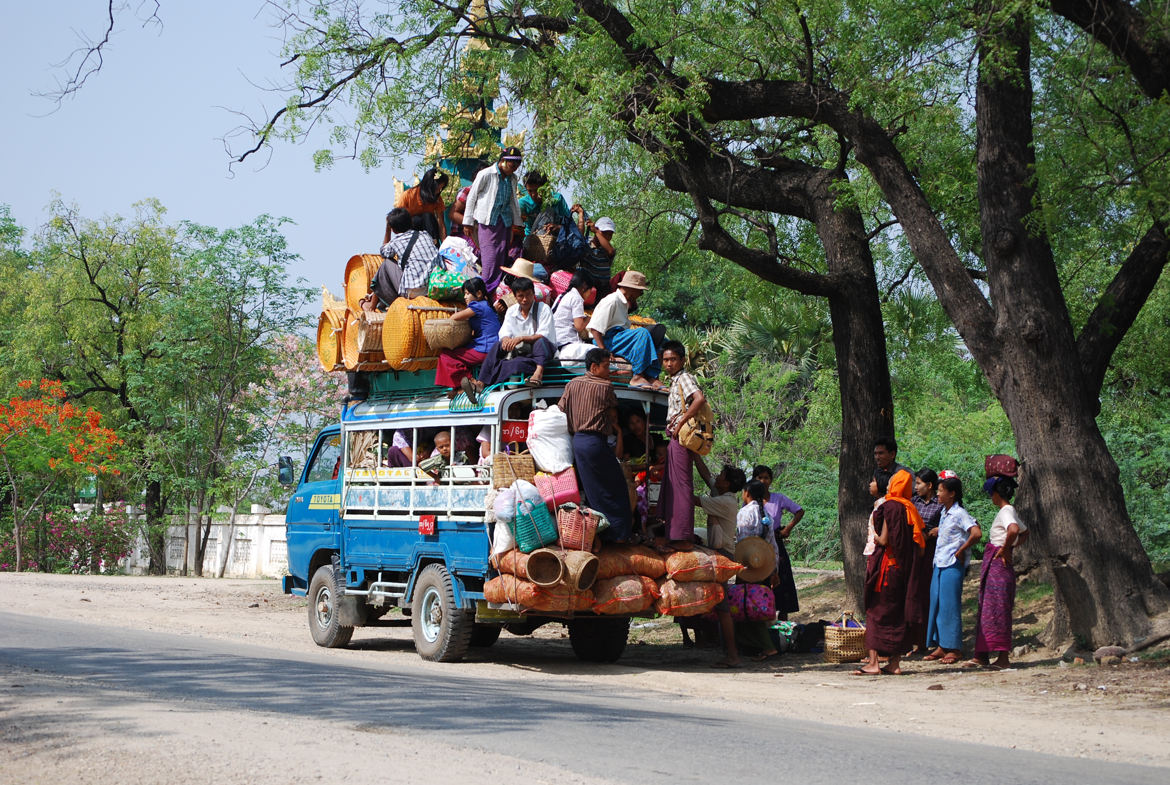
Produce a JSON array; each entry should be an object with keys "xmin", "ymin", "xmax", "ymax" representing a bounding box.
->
[{"xmin": 51, "ymin": 0, "xmax": 1170, "ymax": 645}]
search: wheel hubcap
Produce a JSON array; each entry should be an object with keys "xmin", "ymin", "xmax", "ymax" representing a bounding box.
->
[
  {"xmin": 420, "ymin": 586, "xmax": 443, "ymax": 643},
  {"xmin": 315, "ymin": 586, "xmax": 333, "ymax": 628}
]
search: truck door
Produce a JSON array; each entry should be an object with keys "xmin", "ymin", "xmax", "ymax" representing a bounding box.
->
[{"xmin": 285, "ymin": 430, "xmax": 344, "ymax": 584}]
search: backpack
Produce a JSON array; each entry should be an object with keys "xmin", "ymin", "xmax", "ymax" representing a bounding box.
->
[{"xmin": 551, "ymin": 216, "xmax": 589, "ymax": 267}]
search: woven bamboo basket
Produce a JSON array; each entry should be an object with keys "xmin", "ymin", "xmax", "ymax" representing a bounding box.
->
[
  {"xmin": 382, "ymin": 296, "xmax": 449, "ymax": 371},
  {"xmin": 823, "ymin": 612, "xmax": 867, "ymax": 663},
  {"xmin": 343, "ymin": 253, "xmax": 384, "ymax": 312},
  {"xmin": 316, "ymin": 308, "xmax": 346, "ymax": 372},
  {"xmin": 357, "ymin": 310, "xmax": 387, "ymax": 357},
  {"xmin": 422, "ymin": 318, "xmax": 472, "ymax": 351},
  {"xmin": 341, "ymin": 309, "xmax": 390, "ymax": 371},
  {"xmin": 493, "ymin": 449, "xmax": 536, "ymax": 489}
]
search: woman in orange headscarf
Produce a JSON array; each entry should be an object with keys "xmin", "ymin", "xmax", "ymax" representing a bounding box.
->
[{"xmin": 854, "ymin": 468, "xmax": 927, "ymax": 675}]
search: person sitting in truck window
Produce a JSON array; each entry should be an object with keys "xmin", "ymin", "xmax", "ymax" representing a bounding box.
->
[
  {"xmin": 476, "ymin": 425, "xmax": 493, "ymax": 466},
  {"xmin": 382, "ymin": 429, "xmax": 415, "ymax": 468}
]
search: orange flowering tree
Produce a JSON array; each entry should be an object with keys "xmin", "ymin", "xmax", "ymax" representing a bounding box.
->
[{"xmin": 0, "ymin": 379, "xmax": 121, "ymax": 571}]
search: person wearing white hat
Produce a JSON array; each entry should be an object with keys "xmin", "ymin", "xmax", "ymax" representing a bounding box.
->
[{"xmin": 570, "ymin": 205, "xmax": 617, "ymax": 294}]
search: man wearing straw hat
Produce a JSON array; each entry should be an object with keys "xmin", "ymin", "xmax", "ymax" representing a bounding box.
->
[
  {"xmin": 558, "ymin": 348, "xmax": 632, "ymax": 544},
  {"xmin": 586, "ymin": 270, "xmax": 663, "ymax": 390}
]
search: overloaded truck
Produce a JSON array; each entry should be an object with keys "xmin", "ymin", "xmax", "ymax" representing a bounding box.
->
[{"xmin": 281, "ymin": 370, "xmax": 669, "ymax": 663}]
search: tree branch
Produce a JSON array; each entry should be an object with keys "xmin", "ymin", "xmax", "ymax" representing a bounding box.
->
[
  {"xmin": 1076, "ymin": 222, "xmax": 1170, "ymax": 401},
  {"xmin": 1050, "ymin": 0, "xmax": 1170, "ymax": 100}
]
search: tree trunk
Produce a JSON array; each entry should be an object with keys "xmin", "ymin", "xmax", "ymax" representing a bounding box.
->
[
  {"xmin": 806, "ymin": 173, "xmax": 895, "ymax": 611},
  {"xmin": 972, "ymin": 8, "xmax": 1170, "ymax": 646},
  {"xmin": 144, "ymin": 479, "xmax": 167, "ymax": 575},
  {"xmin": 997, "ymin": 367, "xmax": 1169, "ymax": 645}
]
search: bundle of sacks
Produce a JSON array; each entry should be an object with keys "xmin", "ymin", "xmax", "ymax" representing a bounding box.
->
[{"xmin": 484, "ymin": 541, "xmax": 743, "ymax": 617}]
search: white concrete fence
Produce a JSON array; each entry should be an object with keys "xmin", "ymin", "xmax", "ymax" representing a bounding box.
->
[{"xmin": 115, "ymin": 505, "xmax": 289, "ymax": 579}]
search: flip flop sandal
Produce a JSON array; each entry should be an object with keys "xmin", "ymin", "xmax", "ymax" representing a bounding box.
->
[{"xmin": 939, "ymin": 654, "xmax": 960, "ymax": 665}]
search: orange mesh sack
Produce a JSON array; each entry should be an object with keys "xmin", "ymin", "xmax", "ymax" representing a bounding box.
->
[
  {"xmin": 666, "ymin": 547, "xmax": 744, "ymax": 582},
  {"xmin": 483, "ymin": 574, "xmax": 594, "ymax": 612},
  {"xmin": 592, "ymin": 575, "xmax": 660, "ymax": 615},
  {"xmin": 656, "ymin": 579, "xmax": 725, "ymax": 617},
  {"xmin": 595, "ymin": 544, "xmax": 668, "ymax": 581}
]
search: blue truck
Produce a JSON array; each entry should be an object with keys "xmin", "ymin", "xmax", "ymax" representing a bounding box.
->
[{"xmin": 282, "ymin": 373, "xmax": 667, "ymax": 663}]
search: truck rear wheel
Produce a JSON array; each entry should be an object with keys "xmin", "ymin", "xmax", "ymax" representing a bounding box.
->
[
  {"xmin": 308, "ymin": 564, "xmax": 354, "ymax": 648},
  {"xmin": 567, "ymin": 617, "xmax": 630, "ymax": 663},
  {"xmin": 411, "ymin": 564, "xmax": 474, "ymax": 662}
]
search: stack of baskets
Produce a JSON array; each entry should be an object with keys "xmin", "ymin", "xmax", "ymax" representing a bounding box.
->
[{"xmin": 314, "ymin": 253, "xmax": 468, "ymax": 374}]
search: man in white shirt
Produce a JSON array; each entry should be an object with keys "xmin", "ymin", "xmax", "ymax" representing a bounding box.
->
[
  {"xmin": 463, "ymin": 277, "xmax": 556, "ymax": 402},
  {"xmin": 694, "ymin": 459, "xmax": 746, "ymax": 555},
  {"xmin": 461, "ymin": 146, "xmax": 524, "ymax": 293},
  {"xmin": 586, "ymin": 270, "xmax": 663, "ymax": 389}
]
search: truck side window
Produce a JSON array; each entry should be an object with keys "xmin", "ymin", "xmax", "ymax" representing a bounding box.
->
[{"xmin": 305, "ymin": 435, "xmax": 343, "ymax": 484}]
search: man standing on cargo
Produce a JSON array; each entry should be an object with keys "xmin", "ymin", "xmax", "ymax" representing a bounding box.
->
[{"xmin": 558, "ymin": 348, "xmax": 632, "ymax": 543}]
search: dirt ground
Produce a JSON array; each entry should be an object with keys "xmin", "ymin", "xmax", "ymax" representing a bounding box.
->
[{"xmin": 2, "ymin": 569, "xmax": 1168, "ymax": 771}]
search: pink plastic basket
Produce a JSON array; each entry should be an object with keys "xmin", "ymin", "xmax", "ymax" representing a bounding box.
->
[{"xmin": 534, "ymin": 467, "xmax": 581, "ymax": 511}]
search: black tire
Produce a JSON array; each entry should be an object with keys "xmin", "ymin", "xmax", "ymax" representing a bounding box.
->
[
  {"xmin": 308, "ymin": 564, "xmax": 354, "ymax": 648},
  {"xmin": 411, "ymin": 564, "xmax": 474, "ymax": 662},
  {"xmin": 470, "ymin": 623, "xmax": 503, "ymax": 648},
  {"xmin": 567, "ymin": 617, "xmax": 630, "ymax": 663}
]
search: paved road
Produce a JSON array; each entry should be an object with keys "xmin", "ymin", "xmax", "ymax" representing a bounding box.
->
[{"xmin": 1, "ymin": 612, "xmax": 1162, "ymax": 785}]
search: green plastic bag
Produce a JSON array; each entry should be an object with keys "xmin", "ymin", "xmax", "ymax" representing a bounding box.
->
[{"xmin": 427, "ymin": 269, "xmax": 463, "ymax": 302}]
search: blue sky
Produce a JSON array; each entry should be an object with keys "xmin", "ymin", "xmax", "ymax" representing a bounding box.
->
[{"xmin": 1, "ymin": 2, "xmax": 421, "ymax": 307}]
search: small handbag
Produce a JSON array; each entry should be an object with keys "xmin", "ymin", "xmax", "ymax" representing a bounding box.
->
[{"xmin": 677, "ymin": 399, "xmax": 715, "ymax": 456}]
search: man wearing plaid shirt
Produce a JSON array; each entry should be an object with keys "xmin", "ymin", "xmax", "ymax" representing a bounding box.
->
[
  {"xmin": 380, "ymin": 207, "xmax": 438, "ymax": 298},
  {"xmin": 658, "ymin": 340, "xmax": 706, "ymax": 550}
]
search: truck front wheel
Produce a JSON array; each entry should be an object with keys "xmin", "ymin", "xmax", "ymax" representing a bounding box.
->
[
  {"xmin": 567, "ymin": 617, "xmax": 630, "ymax": 663},
  {"xmin": 308, "ymin": 564, "xmax": 354, "ymax": 648},
  {"xmin": 411, "ymin": 564, "xmax": 474, "ymax": 662}
]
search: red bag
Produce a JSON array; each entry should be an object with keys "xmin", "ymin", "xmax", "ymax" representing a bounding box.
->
[
  {"xmin": 984, "ymin": 454, "xmax": 1019, "ymax": 479},
  {"xmin": 534, "ymin": 467, "xmax": 581, "ymax": 511}
]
